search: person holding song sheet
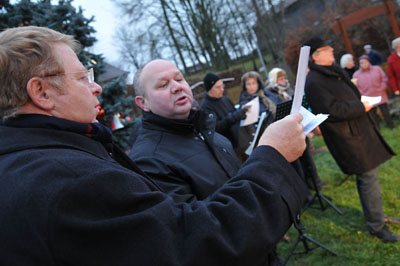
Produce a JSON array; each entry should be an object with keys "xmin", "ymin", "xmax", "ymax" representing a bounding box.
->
[
  {"xmin": 239, "ymin": 71, "xmax": 276, "ymax": 130},
  {"xmin": 353, "ymin": 55, "xmax": 394, "ymax": 129},
  {"xmin": 304, "ymin": 36, "xmax": 399, "ymax": 243}
]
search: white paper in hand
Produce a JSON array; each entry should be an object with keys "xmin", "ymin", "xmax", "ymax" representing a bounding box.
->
[
  {"xmin": 299, "ymin": 106, "xmax": 329, "ymax": 134},
  {"xmin": 240, "ymin": 96, "xmax": 259, "ymax": 126},
  {"xmin": 361, "ymin": 95, "xmax": 381, "ymax": 106}
]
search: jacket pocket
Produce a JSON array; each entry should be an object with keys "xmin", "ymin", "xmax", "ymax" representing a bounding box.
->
[{"xmin": 348, "ymin": 120, "xmax": 360, "ymax": 137}]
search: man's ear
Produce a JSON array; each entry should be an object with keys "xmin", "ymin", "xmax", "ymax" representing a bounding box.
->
[
  {"xmin": 311, "ymin": 53, "xmax": 318, "ymax": 62},
  {"xmin": 26, "ymin": 77, "xmax": 55, "ymax": 110},
  {"xmin": 135, "ymin": 96, "xmax": 150, "ymax": 112}
]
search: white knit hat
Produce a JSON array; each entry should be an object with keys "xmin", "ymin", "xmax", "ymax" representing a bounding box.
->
[{"xmin": 268, "ymin": 68, "xmax": 286, "ymax": 84}]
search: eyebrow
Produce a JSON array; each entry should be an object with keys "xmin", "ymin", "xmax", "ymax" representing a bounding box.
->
[{"xmin": 154, "ymin": 70, "xmax": 182, "ymax": 83}]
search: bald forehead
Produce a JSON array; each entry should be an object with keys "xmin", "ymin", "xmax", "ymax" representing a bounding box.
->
[{"xmin": 140, "ymin": 60, "xmax": 180, "ymax": 82}]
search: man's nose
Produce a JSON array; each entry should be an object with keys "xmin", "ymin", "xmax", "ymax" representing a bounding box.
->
[
  {"xmin": 171, "ymin": 80, "xmax": 183, "ymax": 93},
  {"xmin": 91, "ymin": 82, "xmax": 102, "ymax": 96}
]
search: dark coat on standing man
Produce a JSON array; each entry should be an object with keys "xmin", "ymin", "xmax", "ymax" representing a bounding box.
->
[
  {"xmin": 305, "ymin": 63, "xmax": 394, "ymax": 175},
  {"xmin": 0, "ymin": 114, "xmax": 308, "ymax": 266},
  {"xmin": 129, "ymin": 110, "xmax": 240, "ymax": 203}
]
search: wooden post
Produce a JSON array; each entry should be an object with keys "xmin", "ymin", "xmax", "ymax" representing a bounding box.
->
[
  {"xmin": 336, "ymin": 18, "xmax": 355, "ymax": 56},
  {"xmin": 384, "ymin": 0, "xmax": 400, "ymax": 37}
]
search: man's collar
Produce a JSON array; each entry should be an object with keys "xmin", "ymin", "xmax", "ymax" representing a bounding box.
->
[
  {"xmin": 141, "ymin": 110, "xmax": 211, "ymax": 134},
  {"xmin": 205, "ymin": 94, "xmax": 222, "ymax": 101},
  {"xmin": 3, "ymin": 114, "xmax": 113, "ymax": 144}
]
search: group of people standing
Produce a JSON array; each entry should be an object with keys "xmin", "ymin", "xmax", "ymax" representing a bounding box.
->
[
  {"xmin": 340, "ymin": 40, "xmax": 400, "ymax": 130},
  {"xmin": 183, "ymin": 36, "xmax": 399, "ymax": 245}
]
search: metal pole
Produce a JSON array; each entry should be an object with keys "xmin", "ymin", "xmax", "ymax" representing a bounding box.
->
[{"xmin": 251, "ymin": 30, "xmax": 269, "ymax": 79}]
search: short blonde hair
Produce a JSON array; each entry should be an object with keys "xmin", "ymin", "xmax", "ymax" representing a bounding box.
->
[{"xmin": 0, "ymin": 26, "xmax": 81, "ymax": 119}]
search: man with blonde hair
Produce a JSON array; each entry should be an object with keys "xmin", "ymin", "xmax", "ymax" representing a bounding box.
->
[{"xmin": 0, "ymin": 26, "xmax": 310, "ymax": 265}]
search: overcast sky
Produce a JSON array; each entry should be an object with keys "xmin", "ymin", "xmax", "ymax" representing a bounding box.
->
[{"xmin": 72, "ymin": 0, "xmax": 122, "ymax": 64}]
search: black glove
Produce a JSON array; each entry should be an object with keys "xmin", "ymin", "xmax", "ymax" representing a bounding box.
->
[{"xmin": 232, "ymin": 108, "xmax": 247, "ymax": 121}]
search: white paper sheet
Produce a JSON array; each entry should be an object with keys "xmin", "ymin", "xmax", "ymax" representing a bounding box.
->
[
  {"xmin": 240, "ymin": 97, "xmax": 259, "ymax": 126},
  {"xmin": 290, "ymin": 45, "xmax": 329, "ymax": 134},
  {"xmin": 361, "ymin": 95, "xmax": 381, "ymax": 106},
  {"xmin": 291, "ymin": 46, "xmax": 310, "ymax": 114},
  {"xmin": 299, "ymin": 106, "xmax": 329, "ymax": 134}
]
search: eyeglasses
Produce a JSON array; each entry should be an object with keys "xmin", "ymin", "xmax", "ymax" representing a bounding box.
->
[
  {"xmin": 42, "ymin": 68, "xmax": 94, "ymax": 83},
  {"xmin": 214, "ymin": 83, "xmax": 225, "ymax": 90}
]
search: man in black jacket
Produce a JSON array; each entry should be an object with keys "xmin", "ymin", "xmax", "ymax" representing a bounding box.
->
[
  {"xmin": 0, "ymin": 26, "xmax": 310, "ymax": 265},
  {"xmin": 129, "ymin": 71, "xmax": 240, "ymax": 202},
  {"xmin": 200, "ymin": 73, "xmax": 249, "ymax": 154},
  {"xmin": 131, "ymin": 59, "xmax": 302, "ymax": 264},
  {"xmin": 304, "ymin": 36, "xmax": 399, "ymax": 243}
]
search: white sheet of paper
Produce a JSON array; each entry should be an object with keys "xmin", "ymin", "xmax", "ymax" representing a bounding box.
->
[
  {"xmin": 245, "ymin": 112, "xmax": 266, "ymax": 155},
  {"xmin": 299, "ymin": 106, "xmax": 329, "ymax": 134},
  {"xmin": 240, "ymin": 97, "xmax": 259, "ymax": 126},
  {"xmin": 291, "ymin": 46, "xmax": 310, "ymax": 114},
  {"xmin": 361, "ymin": 95, "xmax": 381, "ymax": 106}
]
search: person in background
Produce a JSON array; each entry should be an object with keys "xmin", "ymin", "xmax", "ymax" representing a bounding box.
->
[
  {"xmin": 387, "ymin": 37, "xmax": 400, "ymax": 96},
  {"xmin": 353, "ymin": 55, "xmax": 394, "ymax": 129},
  {"xmin": 364, "ymin": 44, "xmax": 383, "ymax": 66},
  {"xmin": 265, "ymin": 68, "xmax": 294, "ymax": 103},
  {"xmin": 200, "ymin": 73, "xmax": 250, "ymax": 159},
  {"xmin": 340, "ymin": 53, "xmax": 357, "ymax": 79},
  {"xmin": 304, "ymin": 36, "xmax": 398, "ymax": 243},
  {"xmin": 239, "ymin": 71, "xmax": 276, "ymax": 125}
]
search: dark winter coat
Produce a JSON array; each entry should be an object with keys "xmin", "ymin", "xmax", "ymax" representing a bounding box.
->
[
  {"xmin": 0, "ymin": 114, "xmax": 308, "ymax": 266},
  {"xmin": 305, "ymin": 63, "xmax": 394, "ymax": 174},
  {"xmin": 128, "ymin": 117, "xmax": 142, "ymax": 146},
  {"xmin": 129, "ymin": 110, "xmax": 240, "ymax": 202},
  {"xmin": 200, "ymin": 94, "xmax": 246, "ymax": 147},
  {"xmin": 264, "ymin": 86, "xmax": 289, "ymax": 105},
  {"xmin": 367, "ymin": 49, "xmax": 383, "ymax": 66}
]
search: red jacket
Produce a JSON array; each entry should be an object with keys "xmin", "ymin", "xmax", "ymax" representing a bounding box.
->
[{"xmin": 387, "ymin": 51, "xmax": 400, "ymax": 93}]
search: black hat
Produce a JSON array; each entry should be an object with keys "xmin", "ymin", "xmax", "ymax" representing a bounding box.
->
[
  {"xmin": 303, "ymin": 36, "xmax": 332, "ymax": 55},
  {"xmin": 203, "ymin": 73, "xmax": 221, "ymax": 91}
]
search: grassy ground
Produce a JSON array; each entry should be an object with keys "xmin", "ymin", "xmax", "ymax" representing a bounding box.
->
[{"xmin": 277, "ymin": 117, "xmax": 400, "ymax": 266}]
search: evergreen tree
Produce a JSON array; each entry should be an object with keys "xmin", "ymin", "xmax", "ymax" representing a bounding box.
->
[
  {"xmin": 98, "ymin": 74, "xmax": 134, "ymax": 151},
  {"xmin": 0, "ymin": 0, "xmax": 104, "ymax": 75},
  {"xmin": 0, "ymin": 0, "xmax": 134, "ymax": 150}
]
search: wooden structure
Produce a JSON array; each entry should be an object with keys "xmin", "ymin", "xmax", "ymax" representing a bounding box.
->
[{"xmin": 332, "ymin": 0, "xmax": 400, "ymax": 55}]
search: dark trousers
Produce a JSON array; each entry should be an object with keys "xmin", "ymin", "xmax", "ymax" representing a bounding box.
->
[
  {"xmin": 370, "ymin": 103, "xmax": 394, "ymax": 129},
  {"xmin": 356, "ymin": 168, "xmax": 385, "ymax": 232}
]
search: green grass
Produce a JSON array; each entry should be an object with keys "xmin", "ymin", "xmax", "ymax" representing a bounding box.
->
[{"xmin": 277, "ymin": 118, "xmax": 400, "ymax": 265}]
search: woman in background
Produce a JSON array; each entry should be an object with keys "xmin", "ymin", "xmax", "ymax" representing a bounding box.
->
[{"xmin": 340, "ymin": 53, "xmax": 357, "ymax": 79}]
